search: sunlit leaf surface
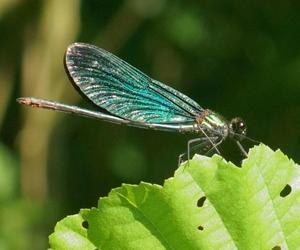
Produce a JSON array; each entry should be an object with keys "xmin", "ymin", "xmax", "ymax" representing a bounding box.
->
[{"xmin": 49, "ymin": 144, "xmax": 300, "ymax": 249}]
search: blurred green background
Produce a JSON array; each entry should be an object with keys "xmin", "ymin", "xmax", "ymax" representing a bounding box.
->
[{"xmin": 1, "ymin": 0, "xmax": 300, "ymax": 249}]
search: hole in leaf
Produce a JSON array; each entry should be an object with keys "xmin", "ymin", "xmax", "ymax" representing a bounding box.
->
[
  {"xmin": 198, "ymin": 225, "xmax": 204, "ymax": 231},
  {"xmin": 280, "ymin": 184, "xmax": 292, "ymax": 197},
  {"xmin": 197, "ymin": 196, "xmax": 206, "ymax": 207},
  {"xmin": 272, "ymin": 246, "xmax": 281, "ymax": 250},
  {"xmin": 82, "ymin": 220, "xmax": 89, "ymax": 229}
]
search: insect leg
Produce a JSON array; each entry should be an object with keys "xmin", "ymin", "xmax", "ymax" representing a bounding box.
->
[
  {"xmin": 205, "ymin": 137, "xmax": 224, "ymax": 155},
  {"xmin": 236, "ymin": 141, "xmax": 248, "ymax": 157},
  {"xmin": 178, "ymin": 135, "xmax": 223, "ymax": 167},
  {"xmin": 197, "ymin": 126, "xmax": 221, "ymax": 155},
  {"xmin": 188, "ymin": 138, "xmax": 207, "ymax": 162},
  {"xmin": 178, "ymin": 138, "xmax": 207, "ymax": 166}
]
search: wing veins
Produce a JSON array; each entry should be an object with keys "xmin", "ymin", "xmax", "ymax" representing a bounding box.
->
[{"xmin": 66, "ymin": 43, "xmax": 200, "ymax": 124}]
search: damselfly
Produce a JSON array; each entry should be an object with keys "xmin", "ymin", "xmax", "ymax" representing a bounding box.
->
[{"xmin": 17, "ymin": 43, "xmax": 255, "ymax": 162}]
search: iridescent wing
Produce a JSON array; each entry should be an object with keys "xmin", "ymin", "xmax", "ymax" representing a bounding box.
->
[{"xmin": 65, "ymin": 43, "xmax": 203, "ymax": 125}]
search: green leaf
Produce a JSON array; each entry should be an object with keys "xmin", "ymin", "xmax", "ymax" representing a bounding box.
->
[
  {"xmin": 49, "ymin": 144, "xmax": 300, "ymax": 249},
  {"xmin": 48, "ymin": 209, "xmax": 96, "ymax": 250}
]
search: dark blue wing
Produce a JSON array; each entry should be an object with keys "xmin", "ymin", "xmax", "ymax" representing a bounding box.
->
[{"xmin": 65, "ymin": 43, "xmax": 203, "ymax": 124}]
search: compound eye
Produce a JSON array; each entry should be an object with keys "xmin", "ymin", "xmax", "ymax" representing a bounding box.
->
[
  {"xmin": 231, "ymin": 117, "xmax": 247, "ymax": 135},
  {"xmin": 237, "ymin": 120, "xmax": 247, "ymax": 135},
  {"xmin": 239, "ymin": 121, "xmax": 246, "ymax": 130}
]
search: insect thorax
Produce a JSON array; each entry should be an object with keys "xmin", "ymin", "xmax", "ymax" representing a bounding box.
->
[{"xmin": 195, "ymin": 110, "xmax": 229, "ymax": 138}]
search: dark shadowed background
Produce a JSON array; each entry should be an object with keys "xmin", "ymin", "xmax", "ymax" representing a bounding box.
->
[{"xmin": 1, "ymin": 0, "xmax": 300, "ymax": 248}]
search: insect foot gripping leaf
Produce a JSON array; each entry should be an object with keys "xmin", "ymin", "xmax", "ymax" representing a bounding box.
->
[{"xmin": 48, "ymin": 144, "xmax": 300, "ymax": 250}]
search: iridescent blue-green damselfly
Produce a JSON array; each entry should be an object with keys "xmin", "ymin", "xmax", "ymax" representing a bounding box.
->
[{"xmin": 17, "ymin": 43, "xmax": 256, "ymax": 162}]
